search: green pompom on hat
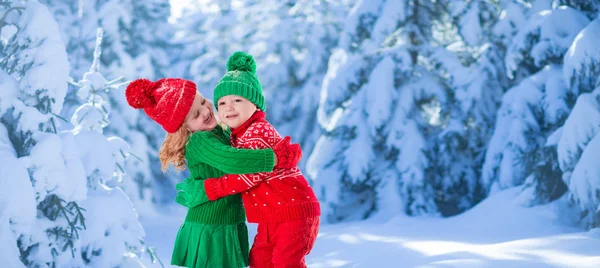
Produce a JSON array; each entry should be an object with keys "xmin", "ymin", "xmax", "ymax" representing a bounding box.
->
[{"xmin": 213, "ymin": 51, "xmax": 265, "ymax": 111}]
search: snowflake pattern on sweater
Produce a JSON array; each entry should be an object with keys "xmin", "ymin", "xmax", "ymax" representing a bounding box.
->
[{"xmin": 204, "ymin": 111, "xmax": 320, "ymax": 223}]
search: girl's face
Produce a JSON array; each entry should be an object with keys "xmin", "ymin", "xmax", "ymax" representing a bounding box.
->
[
  {"xmin": 217, "ymin": 95, "xmax": 257, "ymax": 129},
  {"xmin": 184, "ymin": 92, "xmax": 217, "ymax": 132}
]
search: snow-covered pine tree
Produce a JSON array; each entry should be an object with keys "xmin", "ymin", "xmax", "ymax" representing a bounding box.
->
[
  {"xmin": 1, "ymin": 2, "xmax": 159, "ymax": 263},
  {"xmin": 0, "ymin": 25, "xmax": 36, "ymax": 264},
  {"xmin": 41, "ymin": 0, "xmax": 178, "ymax": 209},
  {"xmin": 68, "ymin": 28, "xmax": 161, "ymax": 267},
  {"xmin": 557, "ymin": 17, "xmax": 600, "ymax": 227},
  {"xmin": 0, "ymin": 118, "xmax": 35, "ymax": 268},
  {"xmin": 482, "ymin": 5, "xmax": 590, "ymax": 206},
  {"xmin": 426, "ymin": 0, "xmax": 575, "ymax": 214},
  {"xmin": 414, "ymin": 0, "xmax": 507, "ymax": 215},
  {"xmin": 308, "ymin": 0, "xmax": 465, "ymax": 221},
  {"xmin": 0, "ymin": 1, "xmax": 84, "ymax": 265},
  {"xmin": 554, "ymin": 0, "xmax": 600, "ymax": 19}
]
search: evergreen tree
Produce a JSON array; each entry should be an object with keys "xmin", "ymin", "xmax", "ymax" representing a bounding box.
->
[
  {"xmin": 69, "ymin": 28, "xmax": 160, "ymax": 266},
  {"xmin": 557, "ymin": 17, "xmax": 600, "ymax": 227},
  {"xmin": 41, "ymin": 0, "xmax": 177, "ymax": 209},
  {"xmin": 1, "ymin": 2, "xmax": 160, "ymax": 264},
  {"xmin": 0, "ymin": 1, "xmax": 82, "ymax": 265},
  {"xmin": 308, "ymin": 0, "xmax": 456, "ymax": 221},
  {"xmin": 482, "ymin": 5, "xmax": 589, "ymax": 201}
]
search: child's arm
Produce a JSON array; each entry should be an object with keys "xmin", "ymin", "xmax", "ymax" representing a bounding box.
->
[
  {"xmin": 174, "ymin": 173, "xmax": 273, "ymax": 208},
  {"xmin": 186, "ymin": 130, "xmax": 275, "ymax": 174},
  {"xmin": 202, "ymin": 172, "xmax": 269, "ymax": 201},
  {"xmin": 187, "ymin": 128, "xmax": 301, "ymax": 172},
  {"xmin": 176, "ymin": 139, "xmax": 302, "ymax": 207},
  {"xmin": 203, "ymin": 123, "xmax": 302, "ymax": 201},
  {"xmin": 176, "ymin": 129, "xmax": 301, "ymax": 208}
]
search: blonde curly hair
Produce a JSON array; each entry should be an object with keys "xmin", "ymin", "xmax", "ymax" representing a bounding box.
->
[{"xmin": 158, "ymin": 125, "xmax": 191, "ymax": 172}]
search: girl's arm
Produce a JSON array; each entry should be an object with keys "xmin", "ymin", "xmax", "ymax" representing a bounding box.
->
[
  {"xmin": 177, "ymin": 146, "xmax": 301, "ymax": 208},
  {"xmin": 203, "ymin": 173, "xmax": 270, "ymax": 201},
  {"xmin": 203, "ymin": 122, "xmax": 302, "ymax": 201},
  {"xmin": 186, "ymin": 130, "xmax": 275, "ymax": 174},
  {"xmin": 178, "ymin": 126, "xmax": 302, "ymax": 207}
]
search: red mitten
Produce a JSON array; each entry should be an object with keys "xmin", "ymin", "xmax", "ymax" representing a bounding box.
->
[{"xmin": 273, "ymin": 136, "xmax": 303, "ymax": 169}]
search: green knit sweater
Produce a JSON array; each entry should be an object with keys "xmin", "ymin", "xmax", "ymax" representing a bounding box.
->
[{"xmin": 182, "ymin": 125, "xmax": 275, "ymax": 225}]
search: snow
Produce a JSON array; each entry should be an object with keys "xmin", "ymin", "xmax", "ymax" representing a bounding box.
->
[
  {"xmin": 563, "ymin": 17, "xmax": 600, "ymax": 93},
  {"xmin": 342, "ymin": 95, "xmax": 374, "ymax": 182},
  {"xmin": 71, "ymin": 101, "xmax": 110, "ymax": 133},
  {"xmin": 483, "ymin": 66, "xmax": 567, "ymax": 190},
  {"xmin": 492, "ymin": 2, "xmax": 528, "ymax": 46},
  {"xmin": 141, "ymin": 188, "xmax": 600, "ymax": 267},
  {"xmin": 365, "ymin": 56, "xmax": 396, "ymax": 131},
  {"xmin": 0, "ymin": 129, "xmax": 36, "ymax": 233},
  {"xmin": 107, "ymin": 136, "xmax": 130, "ymax": 181},
  {"xmin": 451, "ymin": 0, "xmax": 492, "ymax": 46},
  {"xmin": 0, "ymin": 125, "xmax": 35, "ymax": 268},
  {"xmin": 370, "ymin": 1, "xmax": 407, "ymax": 47},
  {"xmin": 505, "ymin": 6, "xmax": 589, "ymax": 78},
  {"xmin": 16, "ymin": 1, "xmax": 70, "ymax": 113},
  {"xmin": 307, "ymin": 133, "xmax": 342, "ymax": 208},
  {"xmin": 542, "ymin": 66, "xmax": 570, "ymax": 124},
  {"xmin": 117, "ymin": 131, "xmax": 157, "ymax": 217},
  {"xmin": 2, "ymin": 0, "xmax": 70, "ymax": 134},
  {"xmin": 338, "ymin": 0, "xmax": 380, "ymax": 50},
  {"xmin": 557, "ymin": 88, "xmax": 600, "ymax": 224},
  {"xmin": 0, "ymin": 219, "xmax": 25, "ymax": 268},
  {"xmin": 546, "ymin": 127, "xmax": 563, "ymax": 146},
  {"xmin": 16, "ymin": 3, "xmax": 67, "ymax": 103},
  {"xmin": 569, "ymin": 134, "xmax": 600, "ymax": 214},
  {"xmin": 79, "ymin": 186, "xmax": 148, "ymax": 267},
  {"xmin": 73, "ymin": 131, "xmax": 116, "ymax": 182},
  {"xmin": 557, "ymin": 89, "xmax": 600, "ymax": 173},
  {"xmin": 318, "ymin": 49, "xmax": 357, "ymax": 127},
  {"xmin": 0, "ymin": 70, "xmax": 19, "ymax": 116},
  {"xmin": 24, "ymin": 131, "xmax": 87, "ymax": 202}
]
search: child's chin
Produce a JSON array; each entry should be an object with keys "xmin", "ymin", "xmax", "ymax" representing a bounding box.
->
[{"xmin": 225, "ymin": 121, "xmax": 241, "ymax": 128}]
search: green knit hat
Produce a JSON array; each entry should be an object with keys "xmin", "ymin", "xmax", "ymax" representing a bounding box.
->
[{"xmin": 213, "ymin": 51, "xmax": 265, "ymax": 111}]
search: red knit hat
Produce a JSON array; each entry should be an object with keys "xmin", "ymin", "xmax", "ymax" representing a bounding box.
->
[{"xmin": 125, "ymin": 78, "xmax": 196, "ymax": 133}]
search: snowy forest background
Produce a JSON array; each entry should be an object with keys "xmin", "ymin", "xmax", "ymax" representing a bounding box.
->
[{"xmin": 2, "ymin": 0, "xmax": 600, "ymax": 266}]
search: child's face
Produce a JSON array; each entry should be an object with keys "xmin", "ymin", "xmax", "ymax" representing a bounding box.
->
[
  {"xmin": 184, "ymin": 92, "xmax": 217, "ymax": 132},
  {"xmin": 217, "ymin": 95, "xmax": 257, "ymax": 129}
]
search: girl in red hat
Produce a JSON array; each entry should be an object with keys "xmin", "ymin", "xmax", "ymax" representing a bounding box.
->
[{"xmin": 125, "ymin": 78, "xmax": 302, "ymax": 268}]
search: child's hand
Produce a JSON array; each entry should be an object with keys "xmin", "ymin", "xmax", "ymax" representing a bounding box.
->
[
  {"xmin": 175, "ymin": 181, "xmax": 191, "ymax": 207},
  {"xmin": 174, "ymin": 179, "xmax": 210, "ymax": 208},
  {"xmin": 273, "ymin": 136, "xmax": 303, "ymax": 169},
  {"xmin": 175, "ymin": 191, "xmax": 188, "ymax": 207}
]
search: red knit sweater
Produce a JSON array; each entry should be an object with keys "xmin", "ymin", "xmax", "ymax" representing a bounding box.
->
[{"xmin": 203, "ymin": 111, "xmax": 320, "ymax": 223}]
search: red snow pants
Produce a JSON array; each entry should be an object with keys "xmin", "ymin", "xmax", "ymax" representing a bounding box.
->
[{"xmin": 249, "ymin": 217, "xmax": 320, "ymax": 268}]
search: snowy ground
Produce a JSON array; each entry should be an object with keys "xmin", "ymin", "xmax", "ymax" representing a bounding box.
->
[{"xmin": 141, "ymin": 188, "xmax": 600, "ymax": 267}]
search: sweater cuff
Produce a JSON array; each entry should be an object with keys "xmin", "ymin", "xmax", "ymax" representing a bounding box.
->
[
  {"xmin": 204, "ymin": 178, "xmax": 222, "ymax": 201},
  {"xmin": 264, "ymin": 149, "xmax": 276, "ymax": 171}
]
